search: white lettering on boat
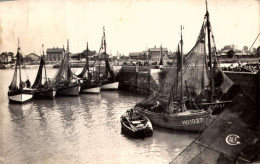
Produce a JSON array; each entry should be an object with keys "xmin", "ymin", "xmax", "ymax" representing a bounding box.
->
[
  {"xmin": 208, "ymin": 103, "xmax": 225, "ymax": 110},
  {"xmin": 182, "ymin": 118, "xmax": 203, "ymax": 125}
]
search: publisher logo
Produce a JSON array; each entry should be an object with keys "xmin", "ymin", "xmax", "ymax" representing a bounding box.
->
[{"xmin": 226, "ymin": 134, "xmax": 240, "ymax": 145}]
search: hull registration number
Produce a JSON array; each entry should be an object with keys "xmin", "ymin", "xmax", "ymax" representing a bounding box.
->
[{"xmin": 182, "ymin": 118, "xmax": 203, "ymax": 125}]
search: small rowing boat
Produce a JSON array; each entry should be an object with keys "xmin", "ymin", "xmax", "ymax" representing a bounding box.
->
[{"xmin": 120, "ymin": 109, "xmax": 153, "ymax": 138}]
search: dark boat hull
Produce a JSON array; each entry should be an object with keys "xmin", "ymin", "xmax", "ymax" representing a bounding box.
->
[
  {"xmin": 56, "ymin": 85, "xmax": 80, "ymax": 96},
  {"xmin": 33, "ymin": 88, "xmax": 57, "ymax": 98},
  {"xmin": 136, "ymin": 107, "xmax": 212, "ymax": 132},
  {"xmin": 120, "ymin": 111, "xmax": 153, "ymax": 138}
]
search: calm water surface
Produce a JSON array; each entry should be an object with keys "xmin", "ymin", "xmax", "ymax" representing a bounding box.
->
[{"xmin": 0, "ymin": 68, "xmax": 197, "ymax": 164}]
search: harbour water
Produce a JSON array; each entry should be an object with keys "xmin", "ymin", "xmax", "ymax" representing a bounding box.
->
[{"xmin": 0, "ymin": 68, "xmax": 197, "ymax": 164}]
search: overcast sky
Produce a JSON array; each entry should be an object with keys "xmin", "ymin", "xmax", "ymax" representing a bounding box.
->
[{"xmin": 0, "ymin": 0, "xmax": 259, "ymax": 55}]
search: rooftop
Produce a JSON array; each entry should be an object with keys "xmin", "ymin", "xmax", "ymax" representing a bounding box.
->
[
  {"xmin": 46, "ymin": 48, "xmax": 64, "ymax": 53},
  {"xmin": 148, "ymin": 48, "xmax": 168, "ymax": 52}
]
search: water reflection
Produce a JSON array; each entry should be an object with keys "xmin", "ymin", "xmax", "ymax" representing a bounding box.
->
[
  {"xmin": 2, "ymin": 67, "xmax": 197, "ymax": 164},
  {"xmin": 8, "ymin": 104, "xmax": 26, "ymax": 120}
]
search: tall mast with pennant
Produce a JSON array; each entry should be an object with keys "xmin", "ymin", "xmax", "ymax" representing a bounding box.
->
[
  {"xmin": 180, "ymin": 25, "xmax": 184, "ymax": 112},
  {"xmin": 206, "ymin": 0, "xmax": 214, "ymax": 103}
]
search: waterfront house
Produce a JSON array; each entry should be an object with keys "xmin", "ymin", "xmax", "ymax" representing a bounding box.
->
[
  {"xmin": 46, "ymin": 47, "xmax": 65, "ymax": 63},
  {"xmin": 23, "ymin": 53, "xmax": 40, "ymax": 64},
  {"xmin": 129, "ymin": 52, "xmax": 141, "ymax": 60},
  {"xmin": 148, "ymin": 47, "xmax": 168, "ymax": 61},
  {"xmin": 0, "ymin": 52, "xmax": 14, "ymax": 64}
]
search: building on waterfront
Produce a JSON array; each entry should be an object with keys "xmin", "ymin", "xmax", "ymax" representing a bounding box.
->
[
  {"xmin": 148, "ymin": 47, "xmax": 168, "ymax": 61},
  {"xmin": 23, "ymin": 53, "xmax": 40, "ymax": 64},
  {"xmin": 128, "ymin": 46, "xmax": 168, "ymax": 62},
  {"xmin": 129, "ymin": 51, "xmax": 148, "ymax": 60},
  {"xmin": 0, "ymin": 52, "xmax": 14, "ymax": 64},
  {"xmin": 46, "ymin": 47, "xmax": 65, "ymax": 63}
]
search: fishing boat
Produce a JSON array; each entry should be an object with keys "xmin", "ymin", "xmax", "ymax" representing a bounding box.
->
[
  {"xmin": 180, "ymin": 6, "xmax": 234, "ymax": 114},
  {"xmin": 77, "ymin": 43, "xmax": 101, "ymax": 94},
  {"xmin": 8, "ymin": 39, "xmax": 34, "ymax": 103},
  {"xmin": 121, "ymin": 109, "xmax": 153, "ymax": 138},
  {"xmin": 32, "ymin": 45, "xmax": 56, "ymax": 98},
  {"xmin": 99, "ymin": 27, "xmax": 119, "ymax": 90},
  {"xmin": 49, "ymin": 40, "xmax": 80, "ymax": 96},
  {"xmin": 135, "ymin": 25, "xmax": 212, "ymax": 132},
  {"xmin": 136, "ymin": 4, "xmax": 234, "ymax": 131}
]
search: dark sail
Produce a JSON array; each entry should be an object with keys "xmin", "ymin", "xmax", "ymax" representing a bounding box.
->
[
  {"xmin": 159, "ymin": 45, "xmax": 163, "ymax": 66},
  {"xmin": 9, "ymin": 51, "xmax": 19, "ymax": 90},
  {"xmin": 105, "ymin": 54, "xmax": 115, "ymax": 79},
  {"xmin": 9, "ymin": 49, "xmax": 24, "ymax": 90},
  {"xmin": 32, "ymin": 57, "xmax": 44, "ymax": 89},
  {"xmin": 136, "ymin": 23, "xmax": 209, "ymax": 108},
  {"xmin": 49, "ymin": 51, "xmax": 70, "ymax": 87},
  {"xmin": 170, "ymin": 91, "xmax": 259, "ymax": 163},
  {"xmin": 77, "ymin": 52, "xmax": 88, "ymax": 78}
]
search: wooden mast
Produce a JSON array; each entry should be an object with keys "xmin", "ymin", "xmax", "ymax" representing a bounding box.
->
[
  {"xmin": 206, "ymin": 0, "xmax": 214, "ymax": 103},
  {"xmin": 86, "ymin": 42, "xmax": 89, "ymax": 76},
  {"xmin": 180, "ymin": 25, "xmax": 184, "ymax": 112},
  {"xmin": 18, "ymin": 38, "xmax": 22, "ymax": 89},
  {"xmin": 103, "ymin": 26, "xmax": 108, "ymax": 78},
  {"xmin": 42, "ymin": 44, "xmax": 47, "ymax": 83}
]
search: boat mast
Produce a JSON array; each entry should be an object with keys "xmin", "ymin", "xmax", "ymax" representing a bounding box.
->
[
  {"xmin": 87, "ymin": 42, "xmax": 89, "ymax": 76},
  {"xmin": 180, "ymin": 25, "xmax": 184, "ymax": 112},
  {"xmin": 103, "ymin": 26, "xmax": 108, "ymax": 78},
  {"xmin": 18, "ymin": 38, "xmax": 22, "ymax": 89},
  {"xmin": 42, "ymin": 44, "xmax": 47, "ymax": 83},
  {"xmin": 206, "ymin": 0, "xmax": 214, "ymax": 103},
  {"xmin": 160, "ymin": 44, "xmax": 163, "ymax": 65}
]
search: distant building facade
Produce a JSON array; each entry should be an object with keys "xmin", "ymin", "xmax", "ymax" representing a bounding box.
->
[
  {"xmin": 0, "ymin": 52, "xmax": 14, "ymax": 64},
  {"xmin": 23, "ymin": 53, "xmax": 40, "ymax": 63},
  {"xmin": 128, "ymin": 47, "xmax": 169, "ymax": 61},
  {"xmin": 46, "ymin": 47, "xmax": 64, "ymax": 63},
  {"xmin": 148, "ymin": 47, "xmax": 168, "ymax": 61}
]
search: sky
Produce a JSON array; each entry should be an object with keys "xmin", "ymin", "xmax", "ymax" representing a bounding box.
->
[{"xmin": 0, "ymin": 0, "xmax": 259, "ymax": 56}]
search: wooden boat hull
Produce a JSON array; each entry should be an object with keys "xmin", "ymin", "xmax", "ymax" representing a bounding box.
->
[
  {"xmin": 101, "ymin": 82, "xmax": 119, "ymax": 90},
  {"xmin": 135, "ymin": 107, "xmax": 212, "ymax": 132},
  {"xmin": 81, "ymin": 86, "xmax": 101, "ymax": 93},
  {"xmin": 196, "ymin": 100, "xmax": 232, "ymax": 115},
  {"xmin": 8, "ymin": 89, "xmax": 33, "ymax": 103},
  {"xmin": 33, "ymin": 88, "xmax": 57, "ymax": 98},
  {"xmin": 56, "ymin": 85, "xmax": 81, "ymax": 96},
  {"xmin": 120, "ymin": 111, "xmax": 153, "ymax": 138}
]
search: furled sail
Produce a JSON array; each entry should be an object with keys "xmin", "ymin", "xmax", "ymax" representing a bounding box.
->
[
  {"xmin": 136, "ymin": 23, "xmax": 209, "ymax": 107},
  {"xmin": 105, "ymin": 54, "xmax": 115, "ymax": 79},
  {"xmin": 180, "ymin": 22, "xmax": 210, "ymax": 96},
  {"xmin": 32, "ymin": 57, "xmax": 44, "ymax": 89},
  {"xmin": 77, "ymin": 44, "xmax": 89, "ymax": 78},
  {"xmin": 9, "ymin": 52, "xmax": 19, "ymax": 90},
  {"xmin": 170, "ymin": 91, "xmax": 259, "ymax": 164},
  {"xmin": 9, "ymin": 48, "xmax": 23, "ymax": 90},
  {"xmin": 77, "ymin": 52, "xmax": 88, "ymax": 78},
  {"xmin": 136, "ymin": 52, "xmax": 178, "ymax": 107},
  {"xmin": 49, "ymin": 51, "xmax": 73, "ymax": 87}
]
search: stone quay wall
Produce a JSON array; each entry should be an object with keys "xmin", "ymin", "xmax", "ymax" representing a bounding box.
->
[
  {"xmin": 119, "ymin": 66, "xmax": 260, "ymax": 106},
  {"xmin": 118, "ymin": 66, "xmax": 165, "ymax": 95}
]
